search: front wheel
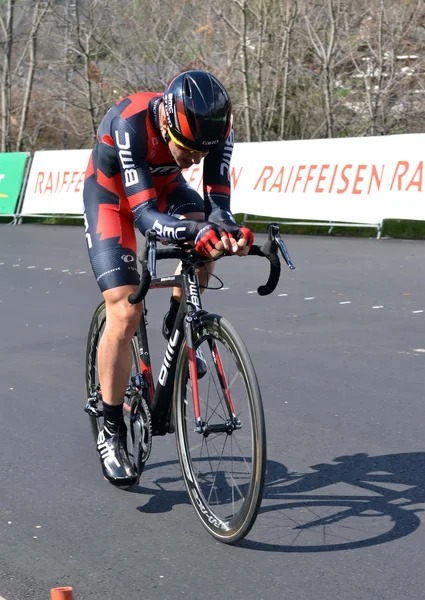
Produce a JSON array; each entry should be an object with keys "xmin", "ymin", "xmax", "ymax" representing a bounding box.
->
[{"xmin": 173, "ymin": 314, "xmax": 266, "ymax": 543}]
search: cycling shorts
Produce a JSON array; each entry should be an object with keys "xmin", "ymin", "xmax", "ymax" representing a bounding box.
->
[{"xmin": 83, "ymin": 174, "xmax": 204, "ymax": 292}]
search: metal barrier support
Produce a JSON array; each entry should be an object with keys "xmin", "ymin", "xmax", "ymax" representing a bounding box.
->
[{"xmin": 242, "ymin": 215, "xmax": 384, "ymax": 239}]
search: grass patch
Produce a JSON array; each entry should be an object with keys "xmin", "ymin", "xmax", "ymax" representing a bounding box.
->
[
  {"xmin": 234, "ymin": 215, "xmax": 425, "ymax": 240},
  {"xmin": 3, "ymin": 214, "xmax": 425, "ymax": 240}
]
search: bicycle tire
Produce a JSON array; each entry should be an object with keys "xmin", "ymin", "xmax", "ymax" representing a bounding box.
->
[
  {"xmin": 85, "ymin": 301, "xmax": 150, "ymax": 482},
  {"xmin": 173, "ymin": 313, "xmax": 266, "ymax": 543}
]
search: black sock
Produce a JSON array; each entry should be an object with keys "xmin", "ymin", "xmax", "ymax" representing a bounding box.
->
[
  {"xmin": 169, "ymin": 295, "xmax": 180, "ymax": 316},
  {"xmin": 103, "ymin": 402, "xmax": 124, "ymax": 431},
  {"xmin": 163, "ymin": 296, "xmax": 180, "ymax": 338}
]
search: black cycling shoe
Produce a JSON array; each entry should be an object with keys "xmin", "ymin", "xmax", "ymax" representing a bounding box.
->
[{"xmin": 97, "ymin": 421, "xmax": 138, "ymax": 487}]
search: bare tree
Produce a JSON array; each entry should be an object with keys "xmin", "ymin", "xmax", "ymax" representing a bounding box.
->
[{"xmin": 0, "ymin": 0, "xmax": 14, "ymax": 152}]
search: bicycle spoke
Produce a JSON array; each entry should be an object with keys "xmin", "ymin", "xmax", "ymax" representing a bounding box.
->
[{"xmin": 175, "ymin": 318, "xmax": 265, "ymax": 542}]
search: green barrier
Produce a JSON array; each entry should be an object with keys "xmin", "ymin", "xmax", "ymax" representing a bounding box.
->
[{"xmin": 0, "ymin": 152, "xmax": 29, "ymax": 215}]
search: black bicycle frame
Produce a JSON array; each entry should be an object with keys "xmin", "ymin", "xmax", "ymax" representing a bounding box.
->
[{"xmin": 136, "ymin": 261, "xmax": 204, "ymax": 435}]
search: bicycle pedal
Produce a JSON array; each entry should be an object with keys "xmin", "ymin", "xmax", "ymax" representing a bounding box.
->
[{"xmin": 84, "ymin": 400, "xmax": 102, "ymax": 418}]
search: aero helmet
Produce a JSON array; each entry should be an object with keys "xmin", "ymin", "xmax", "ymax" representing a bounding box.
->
[{"xmin": 164, "ymin": 70, "xmax": 232, "ymax": 152}]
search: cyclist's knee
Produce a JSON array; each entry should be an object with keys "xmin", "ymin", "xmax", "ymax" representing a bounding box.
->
[{"xmin": 103, "ymin": 286, "xmax": 143, "ymax": 338}]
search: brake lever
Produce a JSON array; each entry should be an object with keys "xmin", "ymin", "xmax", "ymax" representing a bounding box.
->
[
  {"xmin": 268, "ymin": 224, "xmax": 295, "ymax": 270},
  {"xmin": 147, "ymin": 229, "xmax": 158, "ymax": 278}
]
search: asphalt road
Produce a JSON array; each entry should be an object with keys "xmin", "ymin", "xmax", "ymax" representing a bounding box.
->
[{"xmin": 1, "ymin": 224, "xmax": 425, "ymax": 600}]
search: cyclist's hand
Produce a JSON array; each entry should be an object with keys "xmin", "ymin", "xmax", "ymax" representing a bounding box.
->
[
  {"xmin": 195, "ymin": 224, "xmax": 224, "ymax": 258},
  {"xmin": 221, "ymin": 225, "xmax": 254, "ymax": 256}
]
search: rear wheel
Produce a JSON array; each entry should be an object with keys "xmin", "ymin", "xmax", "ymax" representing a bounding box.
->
[
  {"xmin": 85, "ymin": 301, "xmax": 152, "ymax": 484},
  {"xmin": 173, "ymin": 313, "xmax": 266, "ymax": 543}
]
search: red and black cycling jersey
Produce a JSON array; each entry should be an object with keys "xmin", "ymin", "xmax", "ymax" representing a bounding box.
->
[{"xmin": 84, "ymin": 91, "xmax": 235, "ymax": 242}]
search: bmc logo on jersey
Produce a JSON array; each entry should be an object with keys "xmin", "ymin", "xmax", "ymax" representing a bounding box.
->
[
  {"xmin": 153, "ymin": 219, "xmax": 186, "ymax": 241},
  {"xmin": 220, "ymin": 130, "xmax": 234, "ymax": 178},
  {"xmin": 114, "ymin": 130, "xmax": 139, "ymax": 188}
]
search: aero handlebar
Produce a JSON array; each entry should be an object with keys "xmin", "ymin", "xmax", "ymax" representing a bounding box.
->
[{"xmin": 128, "ymin": 224, "xmax": 295, "ymax": 305}]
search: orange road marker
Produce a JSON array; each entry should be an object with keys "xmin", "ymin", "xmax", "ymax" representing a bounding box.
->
[{"xmin": 51, "ymin": 587, "xmax": 74, "ymax": 600}]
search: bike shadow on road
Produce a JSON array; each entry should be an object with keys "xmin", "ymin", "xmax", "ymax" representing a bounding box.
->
[
  {"xmin": 239, "ymin": 451, "xmax": 425, "ymax": 552},
  {"xmin": 133, "ymin": 452, "xmax": 425, "ymax": 552}
]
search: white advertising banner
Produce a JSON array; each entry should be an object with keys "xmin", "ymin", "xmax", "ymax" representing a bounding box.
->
[
  {"xmin": 183, "ymin": 133, "xmax": 425, "ymax": 225},
  {"xmin": 21, "ymin": 134, "xmax": 425, "ymax": 225},
  {"xmin": 20, "ymin": 149, "xmax": 91, "ymax": 215}
]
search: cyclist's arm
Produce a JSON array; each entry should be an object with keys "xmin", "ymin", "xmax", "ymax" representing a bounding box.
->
[
  {"xmin": 112, "ymin": 116, "xmax": 201, "ymax": 242},
  {"xmin": 203, "ymin": 129, "xmax": 253, "ymax": 254},
  {"xmin": 202, "ymin": 129, "xmax": 237, "ymax": 227}
]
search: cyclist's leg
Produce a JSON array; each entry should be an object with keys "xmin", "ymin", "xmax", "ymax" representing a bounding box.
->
[
  {"xmin": 84, "ymin": 184, "xmax": 141, "ymax": 484},
  {"xmin": 84, "ymin": 193, "xmax": 143, "ymax": 406},
  {"xmin": 160, "ymin": 177, "xmax": 212, "ymax": 375},
  {"xmin": 160, "ymin": 175, "xmax": 215, "ymax": 301}
]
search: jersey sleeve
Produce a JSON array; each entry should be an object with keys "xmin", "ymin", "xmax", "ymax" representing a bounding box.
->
[
  {"xmin": 112, "ymin": 115, "xmax": 199, "ymax": 241},
  {"xmin": 202, "ymin": 129, "xmax": 235, "ymax": 225}
]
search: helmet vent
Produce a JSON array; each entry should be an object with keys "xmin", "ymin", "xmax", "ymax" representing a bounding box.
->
[{"xmin": 184, "ymin": 77, "xmax": 192, "ymax": 97}]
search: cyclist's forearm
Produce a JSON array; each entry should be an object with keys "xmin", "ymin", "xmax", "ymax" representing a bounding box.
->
[
  {"xmin": 132, "ymin": 201, "xmax": 199, "ymax": 241},
  {"xmin": 208, "ymin": 207, "xmax": 236, "ymax": 227}
]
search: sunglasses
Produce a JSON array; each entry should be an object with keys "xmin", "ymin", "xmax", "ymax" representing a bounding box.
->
[{"xmin": 167, "ymin": 128, "xmax": 209, "ymax": 156}]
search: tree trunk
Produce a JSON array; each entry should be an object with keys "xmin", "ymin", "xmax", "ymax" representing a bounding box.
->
[
  {"xmin": 0, "ymin": 0, "xmax": 14, "ymax": 152},
  {"xmin": 16, "ymin": 1, "xmax": 51, "ymax": 151}
]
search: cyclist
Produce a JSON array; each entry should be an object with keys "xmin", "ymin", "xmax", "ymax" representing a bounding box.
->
[{"xmin": 83, "ymin": 70, "xmax": 254, "ymax": 487}]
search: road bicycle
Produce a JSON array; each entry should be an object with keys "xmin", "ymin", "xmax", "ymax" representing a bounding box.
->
[{"xmin": 84, "ymin": 223, "xmax": 295, "ymax": 543}]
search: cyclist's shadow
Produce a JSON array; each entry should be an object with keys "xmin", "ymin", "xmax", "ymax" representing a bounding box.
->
[
  {"xmin": 240, "ymin": 451, "xmax": 425, "ymax": 552},
  {"xmin": 133, "ymin": 452, "xmax": 425, "ymax": 552}
]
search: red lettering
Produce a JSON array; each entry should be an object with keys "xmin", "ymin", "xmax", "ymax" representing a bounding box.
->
[
  {"xmin": 35, "ymin": 172, "xmax": 44, "ymax": 194},
  {"xmin": 269, "ymin": 167, "xmax": 284, "ymax": 192},
  {"xmin": 254, "ymin": 166, "xmax": 274, "ymax": 191},
  {"xmin": 292, "ymin": 165, "xmax": 306, "ymax": 193},
  {"xmin": 59, "ymin": 172, "xmax": 70, "ymax": 193},
  {"xmin": 390, "ymin": 161, "xmax": 409, "ymax": 191},
  {"xmin": 54, "ymin": 171, "xmax": 60, "ymax": 193},
  {"xmin": 367, "ymin": 165, "xmax": 384, "ymax": 195},
  {"xmin": 230, "ymin": 167, "xmax": 243, "ymax": 190},
  {"xmin": 315, "ymin": 165, "xmax": 330, "ymax": 193},
  {"xmin": 329, "ymin": 165, "xmax": 339, "ymax": 193},
  {"xmin": 67, "ymin": 171, "xmax": 79, "ymax": 192},
  {"xmin": 303, "ymin": 165, "xmax": 317, "ymax": 193},
  {"xmin": 75, "ymin": 171, "xmax": 86, "ymax": 193},
  {"xmin": 45, "ymin": 172, "xmax": 53, "ymax": 193},
  {"xmin": 284, "ymin": 166, "xmax": 294, "ymax": 193},
  {"xmin": 187, "ymin": 167, "xmax": 200, "ymax": 186},
  {"xmin": 336, "ymin": 165, "xmax": 352, "ymax": 194},
  {"xmin": 352, "ymin": 164, "xmax": 367, "ymax": 195},
  {"xmin": 406, "ymin": 161, "xmax": 423, "ymax": 192}
]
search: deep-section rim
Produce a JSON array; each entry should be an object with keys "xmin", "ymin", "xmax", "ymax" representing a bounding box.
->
[{"xmin": 173, "ymin": 313, "xmax": 266, "ymax": 543}]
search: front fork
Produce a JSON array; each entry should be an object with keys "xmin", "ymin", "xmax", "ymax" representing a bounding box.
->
[{"xmin": 185, "ymin": 315, "xmax": 242, "ymax": 437}]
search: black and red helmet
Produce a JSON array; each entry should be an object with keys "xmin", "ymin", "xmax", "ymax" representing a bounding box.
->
[{"xmin": 164, "ymin": 70, "xmax": 232, "ymax": 152}]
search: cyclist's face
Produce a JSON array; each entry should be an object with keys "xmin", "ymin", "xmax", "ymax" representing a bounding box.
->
[
  {"xmin": 159, "ymin": 101, "xmax": 208, "ymax": 168},
  {"xmin": 168, "ymin": 140, "xmax": 208, "ymax": 169}
]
